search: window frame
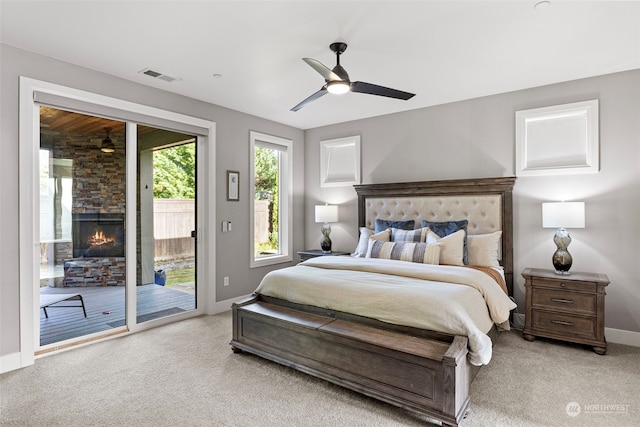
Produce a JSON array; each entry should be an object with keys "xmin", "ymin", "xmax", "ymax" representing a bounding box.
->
[{"xmin": 249, "ymin": 131, "xmax": 293, "ymax": 268}]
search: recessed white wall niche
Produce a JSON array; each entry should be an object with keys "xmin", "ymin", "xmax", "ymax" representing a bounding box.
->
[
  {"xmin": 320, "ymin": 135, "xmax": 361, "ymax": 187},
  {"xmin": 515, "ymin": 100, "xmax": 599, "ymax": 176}
]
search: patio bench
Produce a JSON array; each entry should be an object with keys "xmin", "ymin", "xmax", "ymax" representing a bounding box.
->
[{"xmin": 40, "ymin": 293, "xmax": 87, "ymax": 318}]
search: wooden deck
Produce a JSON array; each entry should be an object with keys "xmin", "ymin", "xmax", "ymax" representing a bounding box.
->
[{"xmin": 39, "ymin": 284, "xmax": 196, "ymax": 346}]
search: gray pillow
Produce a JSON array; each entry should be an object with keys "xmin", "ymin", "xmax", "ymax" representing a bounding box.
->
[
  {"xmin": 374, "ymin": 219, "xmax": 415, "ymax": 233},
  {"xmin": 421, "ymin": 220, "xmax": 468, "ymax": 264}
]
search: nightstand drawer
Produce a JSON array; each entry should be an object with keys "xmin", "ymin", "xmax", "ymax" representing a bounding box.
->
[
  {"xmin": 531, "ymin": 310, "xmax": 596, "ymax": 339},
  {"xmin": 532, "ymin": 288, "xmax": 596, "ymax": 315},
  {"xmin": 531, "ymin": 277, "xmax": 597, "ymax": 293}
]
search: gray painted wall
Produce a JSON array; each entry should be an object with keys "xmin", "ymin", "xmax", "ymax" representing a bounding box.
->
[
  {"xmin": 0, "ymin": 44, "xmax": 304, "ymax": 358},
  {"xmin": 2, "ymin": 42, "xmax": 637, "ymax": 363},
  {"xmin": 304, "ymin": 69, "xmax": 640, "ymax": 334}
]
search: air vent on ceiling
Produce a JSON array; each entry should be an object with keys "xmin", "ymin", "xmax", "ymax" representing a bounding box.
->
[{"xmin": 139, "ymin": 68, "xmax": 181, "ymax": 82}]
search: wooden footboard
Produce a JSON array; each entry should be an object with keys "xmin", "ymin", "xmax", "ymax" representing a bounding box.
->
[{"xmin": 231, "ymin": 294, "xmax": 473, "ymax": 427}]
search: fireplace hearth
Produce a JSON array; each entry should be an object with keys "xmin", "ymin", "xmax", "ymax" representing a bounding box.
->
[{"xmin": 72, "ymin": 213, "xmax": 125, "ymax": 258}]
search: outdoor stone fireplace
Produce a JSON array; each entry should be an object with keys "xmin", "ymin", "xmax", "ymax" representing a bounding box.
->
[
  {"xmin": 62, "ymin": 212, "xmax": 126, "ymax": 287},
  {"xmin": 72, "ymin": 213, "xmax": 125, "ymax": 258},
  {"xmin": 48, "ymin": 131, "xmax": 128, "ymax": 287}
]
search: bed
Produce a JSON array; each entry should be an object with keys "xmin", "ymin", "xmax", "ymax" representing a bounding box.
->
[{"xmin": 231, "ymin": 176, "xmax": 516, "ymax": 426}]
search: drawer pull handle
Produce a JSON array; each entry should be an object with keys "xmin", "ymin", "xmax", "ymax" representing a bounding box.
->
[
  {"xmin": 561, "ymin": 283, "xmax": 566, "ymax": 287},
  {"xmin": 551, "ymin": 298, "xmax": 574, "ymax": 304},
  {"xmin": 551, "ymin": 320, "xmax": 574, "ymax": 326}
]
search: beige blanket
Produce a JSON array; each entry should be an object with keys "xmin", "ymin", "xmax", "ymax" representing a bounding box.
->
[{"xmin": 255, "ymin": 256, "xmax": 517, "ymax": 366}]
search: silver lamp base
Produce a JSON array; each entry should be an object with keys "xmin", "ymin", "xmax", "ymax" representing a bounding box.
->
[
  {"xmin": 320, "ymin": 223, "xmax": 332, "ymax": 253},
  {"xmin": 552, "ymin": 227, "xmax": 573, "ymax": 275}
]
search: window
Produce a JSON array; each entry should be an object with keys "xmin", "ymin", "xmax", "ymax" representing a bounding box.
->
[{"xmin": 250, "ymin": 131, "xmax": 292, "ymax": 267}]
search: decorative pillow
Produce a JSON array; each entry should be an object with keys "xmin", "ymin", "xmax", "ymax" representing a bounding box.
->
[
  {"xmin": 390, "ymin": 227, "xmax": 429, "ymax": 243},
  {"xmin": 366, "ymin": 239, "xmax": 441, "ymax": 265},
  {"xmin": 425, "ymin": 228, "xmax": 465, "ymax": 266},
  {"xmin": 467, "ymin": 231, "xmax": 502, "ymax": 267},
  {"xmin": 374, "ymin": 219, "xmax": 415, "ymax": 234},
  {"xmin": 351, "ymin": 228, "xmax": 391, "ymax": 257},
  {"xmin": 421, "ymin": 220, "xmax": 469, "ymax": 264}
]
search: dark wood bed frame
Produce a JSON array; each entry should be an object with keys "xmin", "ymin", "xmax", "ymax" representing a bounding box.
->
[{"xmin": 231, "ymin": 177, "xmax": 516, "ymax": 426}]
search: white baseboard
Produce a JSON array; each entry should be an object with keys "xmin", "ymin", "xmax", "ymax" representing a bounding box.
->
[
  {"xmin": 206, "ymin": 294, "xmax": 252, "ymax": 315},
  {"xmin": 605, "ymin": 327, "xmax": 640, "ymax": 347},
  {"xmin": 0, "ymin": 352, "xmax": 23, "ymax": 374}
]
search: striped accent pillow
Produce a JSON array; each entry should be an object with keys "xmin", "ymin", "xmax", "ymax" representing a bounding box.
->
[
  {"xmin": 366, "ymin": 239, "xmax": 441, "ymax": 264},
  {"xmin": 390, "ymin": 227, "xmax": 429, "ymax": 243}
]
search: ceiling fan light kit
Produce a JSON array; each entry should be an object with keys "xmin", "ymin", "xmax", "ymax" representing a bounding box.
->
[
  {"xmin": 291, "ymin": 42, "xmax": 416, "ymax": 111},
  {"xmin": 326, "ymin": 80, "xmax": 350, "ymax": 94}
]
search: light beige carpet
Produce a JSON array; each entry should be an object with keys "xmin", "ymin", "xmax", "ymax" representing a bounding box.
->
[{"xmin": 1, "ymin": 311, "xmax": 638, "ymax": 426}]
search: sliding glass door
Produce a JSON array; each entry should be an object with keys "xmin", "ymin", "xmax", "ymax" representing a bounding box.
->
[
  {"xmin": 137, "ymin": 125, "xmax": 197, "ymax": 324},
  {"xmin": 38, "ymin": 107, "xmax": 127, "ymax": 346},
  {"xmin": 37, "ymin": 109, "xmax": 197, "ymax": 349}
]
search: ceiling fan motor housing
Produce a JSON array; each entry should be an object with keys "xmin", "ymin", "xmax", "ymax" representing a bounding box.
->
[{"xmin": 329, "ymin": 42, "xmax": 348, "ymax": 55}]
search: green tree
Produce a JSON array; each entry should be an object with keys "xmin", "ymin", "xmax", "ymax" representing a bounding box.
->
[
  {"xmin": 153, "ymin": 143, "xmax": 195, "ymax": 199},
  {"xmin": 254, "ymin": 146, "xmax": 279, "ymax": 249}
]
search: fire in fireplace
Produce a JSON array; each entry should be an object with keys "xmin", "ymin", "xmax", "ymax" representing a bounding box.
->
[{"xmin": 72, "ymin": 213, "xmax": 125, "ymax": 258}]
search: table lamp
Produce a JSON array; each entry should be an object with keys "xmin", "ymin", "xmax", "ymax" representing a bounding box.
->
[
  {"xmin": 315, "ymin": 204, "xmax": 338, "ymax": 253},
  {"xmin": 542, "ymin": 202, "xmax": 585, "ymax": 275}
]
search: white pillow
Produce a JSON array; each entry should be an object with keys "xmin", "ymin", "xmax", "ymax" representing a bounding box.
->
[
  {"xmin": 366, "ymin": 239, "xmax": 441, "ymax": 265},
  {"xmin": 351, "ymin": 228, "xmax": 390, "ymax": 257},
  {"xmin": 425, "ymin": 228, "xmax": 465, "ymax": 266},
  {"xmin": 467, "ymin": 231, "xmax": 502, "ymax": 267}
]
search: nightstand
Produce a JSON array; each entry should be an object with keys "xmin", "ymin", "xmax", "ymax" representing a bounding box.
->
[
  {"xmin": 522, "ymin": 268, "xmax": 609, "ymax": 355},
  {"xmin": 297, "ymin": 249, "xmax": 350, "ymax": 263}
]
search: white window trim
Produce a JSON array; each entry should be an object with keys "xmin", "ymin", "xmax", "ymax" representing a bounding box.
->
[{"xmin": 249, "ymin": 131, "xmax": 293, "ymax": 268}]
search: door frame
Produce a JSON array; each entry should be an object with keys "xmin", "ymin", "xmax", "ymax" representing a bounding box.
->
[{"xmin": 19, "ymin": 77, "xmax": 216, "ymax": 367}]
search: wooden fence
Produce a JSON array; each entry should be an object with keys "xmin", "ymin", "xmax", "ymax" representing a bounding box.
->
[
  {"xmin": 154, "ymin": 199, "xmax": 195, "ymax": 260},
  {"xmin": 254, "ymin": 199, "xmax": 270, "ymax": 244}
]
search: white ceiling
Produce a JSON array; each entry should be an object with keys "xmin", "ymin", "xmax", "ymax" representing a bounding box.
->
[{"xmin": 2, "ymin": 1, "xmax": 639, "ymax": 130}]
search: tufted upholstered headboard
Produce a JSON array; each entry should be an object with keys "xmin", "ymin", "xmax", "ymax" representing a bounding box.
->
[{"xmin": 353, "ymin": 177, "xmax": 516, "ymax": 295}]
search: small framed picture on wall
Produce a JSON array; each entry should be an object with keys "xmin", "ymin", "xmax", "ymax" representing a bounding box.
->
[{"xmin": 227, "ymin": 170, "xmax": 239, "ymax": 201}]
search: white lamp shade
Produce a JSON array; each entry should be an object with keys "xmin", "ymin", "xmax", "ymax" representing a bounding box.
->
[
  {"xmin": 315, "ymin": 205, "xmax": 338, "ymax": 223},
  {"xmin": 542, "ymin": 202, "xmax": 585, "ymax": 228}
]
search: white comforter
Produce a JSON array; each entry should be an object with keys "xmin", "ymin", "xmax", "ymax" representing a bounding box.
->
[{"xmin": 254, "ymin": 256, "xmax": 517, "ymax": 366}]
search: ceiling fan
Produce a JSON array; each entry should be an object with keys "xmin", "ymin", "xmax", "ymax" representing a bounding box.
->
[{"xmin": 291, "ymin": 42, "xmax": 416, "ymax": 112}]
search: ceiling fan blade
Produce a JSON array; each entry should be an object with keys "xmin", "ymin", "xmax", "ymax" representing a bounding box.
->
[
  {"xmin": 302, "ymin": 58, "xmax": 342, "ymax": 82},
  {"xmin": 350, "ymin": 81, "xmax": 415, "ymax": 100},
  {"xmin": 290, "ymin": 87, "xmax": 328, "ymax": 112}
]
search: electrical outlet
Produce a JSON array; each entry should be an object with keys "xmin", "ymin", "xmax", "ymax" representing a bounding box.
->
[{"xmin": 223, "ymin": 276, "xmax": 229, "ymax": 287}]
